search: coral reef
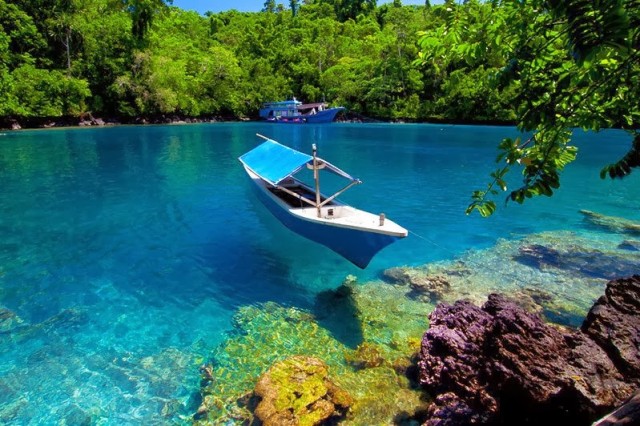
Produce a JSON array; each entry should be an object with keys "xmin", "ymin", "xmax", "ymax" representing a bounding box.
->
[
  {"xmin": 194, "ymin": 280, "xmax": 430, "ymax": 425},
  {"xmin": 418, "ymin": 276, "xmax": 640, "ymax": 425},
  {"xmin": 253, "ymin": 356, "xmax": 353, "ymax": 425},
  {"xmin": 344, "ymin": 343, "xmax": 385, "ymax": 369}
]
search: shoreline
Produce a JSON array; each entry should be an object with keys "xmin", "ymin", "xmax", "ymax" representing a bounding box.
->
[{"xmin": 0, "ymin": 113, "xmax": 517, "ymax": 131}]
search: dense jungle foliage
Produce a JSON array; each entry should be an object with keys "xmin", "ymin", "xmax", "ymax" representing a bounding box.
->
[{"xmin": 0, "ymin": 0, "xmax": 521, "ymax": 122}]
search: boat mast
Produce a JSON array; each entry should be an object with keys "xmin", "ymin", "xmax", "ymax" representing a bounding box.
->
[{"xmin": 312, "ymin": 144, "xmax": 321, "ymax": 217}]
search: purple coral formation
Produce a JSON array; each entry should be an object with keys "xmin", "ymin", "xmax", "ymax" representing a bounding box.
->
[{"xmin": 418, "ymin": 275, "xmax": 640, "ymax": 425}]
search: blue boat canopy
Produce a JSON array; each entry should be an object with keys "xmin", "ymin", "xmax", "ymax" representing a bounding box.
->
[{"xmin": 239, "ymin": 138, "xmax": 356, "ymax": 185}]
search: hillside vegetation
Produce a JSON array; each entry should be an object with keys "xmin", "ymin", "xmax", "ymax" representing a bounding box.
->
[{"xmin": 0, "ymin": 0, "xmax": 518, "ymax": 122}]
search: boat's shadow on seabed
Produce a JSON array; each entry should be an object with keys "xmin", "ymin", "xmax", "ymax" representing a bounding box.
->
[{"xmin": 313, "ymin": 284, "xmax": 363, "ymax": 349}]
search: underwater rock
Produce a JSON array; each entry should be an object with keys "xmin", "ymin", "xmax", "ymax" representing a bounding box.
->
[
  {"xmin": 580, "ymin": 210, "xmax": 640, "ymax": 235},
  {"xmin": 253, "ymin": 355, "xmax": 353, "ymax": 426},
  {"xmin": 418, "ymin": 281, "xmax": 639, "ymax": 426},
  {"xmin": 0, "ymin": 307, "xmax": 25, "ymax": 333},
  {"xmin": 383, "ymin": 267, "xmax": 413, "ymax": 284},
  {"xmin": 40, "ymin": 308, "xmax": 89, "ymax": 331},
  {"xmin": 516, "ymin": 244, "xmax": 562, "ymax": 269},
  {"xmin": 344, "ymin": 343, "xmax": 385, "ymax": 370},
  {"xmin": 62, "ymin": 404, "xmax": 92, "ymax": 426},
  {"xmin": 383, "ymin": 267, "xmax": 415, "ymax": 285},
  {"xmin": 618, "ymin": 240, "xmax": 640, "ymax": 251},
  {"xmin": 507, "ymin": 287, "xmax": 554, "ymax": 314},
  {"xmin": 582, "ymin": 275, "xmax": 640, "ymax": 380},
  {"xmin": 383, "ymin": 267, "xmax": 451, "ymax": 300},
  {"xmin": 515, "ymin": 243, "xmax": 638, "ymax": 280}
]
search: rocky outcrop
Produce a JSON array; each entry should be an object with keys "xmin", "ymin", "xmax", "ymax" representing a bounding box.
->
[
  {"xmin": 593, "ymin": 391, "xmax": 640, "ymax": 425},
  {"xmin": 418, "ymin": 276, "xmax": 640, "ymax": 425},
  {"xmin": 253, "ymin": 356, "xmax": 353, "ymax": 425},
  {"xmin": 582, "ymin": 276, "xmax": 640, "ymax": 380}
]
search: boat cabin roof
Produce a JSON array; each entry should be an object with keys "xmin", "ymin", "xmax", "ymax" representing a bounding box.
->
[
  {"xmin": 239, "ymin": 138, "xmax": 357, "ymax": 185},
  {"xmin": 262, "ymin": 100, "xmax": 302, "ymax": 108},
  {"xmin": 299, "ymin": 102, "xmax": 328, "ymax": 109}
]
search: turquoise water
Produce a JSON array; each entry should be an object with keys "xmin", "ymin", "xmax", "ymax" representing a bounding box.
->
[{"xmin": 0, "ymin": 123, "xmax": 638, "ymax": 424}]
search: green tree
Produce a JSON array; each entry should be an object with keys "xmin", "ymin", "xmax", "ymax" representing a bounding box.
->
[
  {"xmin": 324, "ymin": 0, "xmax": 377, "ymax": 22},
  {"xmin": 459, "ymin": 0, "xmax": 640, "ymax": 216},
  {"xmin": 40, "ymin": 0, "xmax": 82, "ymax": 72},
  {"xmin": 263, "ymin": 0, "xmax": 276, "ymax": 13},
  {"xmin": 7, "ymin": 0, "xmax": 83, "ymax": 69},
  {"xmin": 10, "ymin": 64, "xmax": 90, "ymax": 116},
  {"xmin": 290, "ymin": 0, "xmax": 299, "ymax": 17},
  {"xmin": 71, "ymin": 0, "xmax": 134, "ymax": 114},
  {"xmin": 414, "ymin": 0, "xmax": 511, "ymax": 122},
  {"xmin": 0, "ymin": 0, "xmax": 47, "ymax": 68},
  {"xmin": 126, "ymin": 0, "xmax": 171, "ymax": 42}
]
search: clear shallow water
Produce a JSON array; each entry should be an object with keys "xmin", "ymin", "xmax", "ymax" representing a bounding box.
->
[{"xmin": 0, "ymin": 123, "xmax": 638, "ymax": 423}]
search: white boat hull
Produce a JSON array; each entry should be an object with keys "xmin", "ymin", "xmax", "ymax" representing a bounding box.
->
[{"xmin": 244, "ymin": 166, "xmax": 407, "ymax": 268}]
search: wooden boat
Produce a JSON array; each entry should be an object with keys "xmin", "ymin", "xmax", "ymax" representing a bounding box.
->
[
  {"xmin": 239, "ymin": 134, "xmax": 407, "ymax": 268},
  {"xmin": 259, "ymin": 99, "xmax": 345, "ymax": 124}
]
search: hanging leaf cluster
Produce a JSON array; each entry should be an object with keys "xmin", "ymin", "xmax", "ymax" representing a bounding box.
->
[{"xmin": 446, "ymin": 0, "xmax": 640, "ymax": 216}]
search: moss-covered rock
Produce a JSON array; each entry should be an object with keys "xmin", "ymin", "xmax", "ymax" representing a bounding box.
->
[
  {"xmin": 344, "ymin": 343, "xmax": 385, "ymax": 369},
  {"xmin": 253, "ymin": 356, "xmax": 353, "ymax": 426}
]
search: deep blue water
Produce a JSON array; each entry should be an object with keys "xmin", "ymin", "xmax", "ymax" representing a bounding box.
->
[{"xmin": 0, "ymin": 122, "xmax": 638, "ymax": 423}]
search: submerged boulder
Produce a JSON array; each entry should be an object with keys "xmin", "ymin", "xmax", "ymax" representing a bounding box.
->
[
  {"xmin": 253, "ymin": 356, "xmax": 353, "ymax": 426},
  {"xmin": 383, "ymin": 267, "xmax": 452, "ymax": 301},
  {"xmin": 344, "ymin": 342, "xmax": 385, "ymax": 370},
  {"xmin": 0, "ymin": 307, "xmax": 25, "ymax": 334},
  {"xmin": 580, "ymin": 210, "xmax": 640, "ymax": 235},
  {"xmin": 514, "ymin": 243, "xmax": 638, "ymax": 280},
  {"xmin": 618, "ymin": 240, "xmax": 640, "ymax": 251},
  {"xmin": 418, "ymin": 275, "xmax": 640, "ymax": 425}
]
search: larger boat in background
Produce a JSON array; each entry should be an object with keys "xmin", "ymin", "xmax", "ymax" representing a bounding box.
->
[
  {"xmin": 239, "ymin": 134, "xmax": 407, "ymax": 268},
  {"xmin": 259, "ymin": 98, "xmax": 345, "ymax": 124}
]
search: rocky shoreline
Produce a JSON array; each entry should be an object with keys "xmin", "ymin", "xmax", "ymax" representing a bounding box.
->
[
  {"xmin": 0, "ymin": 114, "xmax": 236, "ymax": 130},
  {"xmin": 418, "ymin": 275, "xmax": 640, "ymax": 425},
  {"xmin": 0, "ymin": 112, "xmax": 516, "ymax": 131}
]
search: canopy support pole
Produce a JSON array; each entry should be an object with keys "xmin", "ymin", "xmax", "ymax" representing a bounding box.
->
[
  {"xmin": 318, "ymin": 180, "xmax": 362, "ymax": 208},
  {"xmin": 312, "ymin": 144, "xmax": 321, "ymax": 217}
]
